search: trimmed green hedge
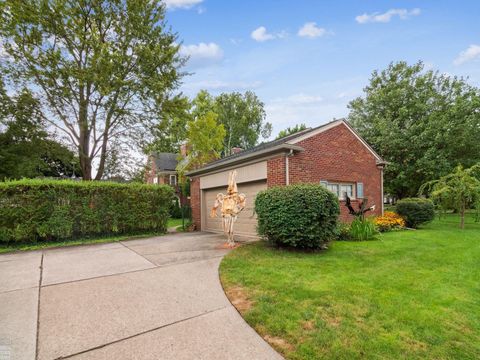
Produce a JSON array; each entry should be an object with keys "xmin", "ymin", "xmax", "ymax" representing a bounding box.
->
[
  {"xmin": 396, "ymin": 197, "xmax": 435, "ymax": 228},
  {"xmin": 0, "ymin": 179, "xmax": 174, "ymax": 243},
  {"xmin": 255, "ymin": 184, "xmax": 340, "ymax": 249}
]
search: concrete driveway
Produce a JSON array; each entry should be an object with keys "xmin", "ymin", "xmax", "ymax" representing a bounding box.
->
[{"xmin": 0, "ymin": 232, "xmax": 282, "ymax": 360}]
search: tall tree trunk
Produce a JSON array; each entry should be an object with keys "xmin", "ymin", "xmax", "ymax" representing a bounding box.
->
[
  {"xmin": 78, "ymin": 87, "xmax": 91, "ymax": 180},
  {"xmin": 94, "ymin": 134, "xmax": 109, "ymax": 180}
]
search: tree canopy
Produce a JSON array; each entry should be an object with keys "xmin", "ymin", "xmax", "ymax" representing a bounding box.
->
[
  {"xmin": 176, "ymin": 111, "xmax": 226, "ymax": 174},
  {"xmin": 276, "ymin": 123, "xmax": 307, "ymax": 139},
  {"xmin": 214, "ymin": 91, "xmax": 271, "ymax": 155},
  {"xmin": 0, "ymin": 0, "xmax": 185, "ymax": 180},
  {"xmin": 148, "ymin": 89, "xmax": 272, "ymax": 161},
  {"xmin": 420, "ymin": 164, "xmax": 480, "ymax": 228},
  {"xmin": 348, "ymin": 61, "xmax": 480, "ymax": 198},
  {"xmin": 0, "ymin": 85, "xmax": 79, "ymax": 180}
]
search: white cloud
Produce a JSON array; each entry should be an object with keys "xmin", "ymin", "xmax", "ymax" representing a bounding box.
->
[
  {"xmin": 183, "ymin": 80, "xmax": 262, "ymax": 91},
  {"xmin": 355, "ymin": 8, "xmax": 421, "ymax": 24},
  {"xmin": 453, "ymin": 44, "xmax": 480, "ymax": 66},
  {"xmin": 251, "ymin": 26, "xmax": 275, "ymax": 42},
  {"xmin": 250, "ymin": 26, "xmax": 289, "ymax": 42},
  {"xmin": 283, "ymin": 93, "xmax": 324, "ymax": 104},
  {"xmin": 297, "ymin": 22, "xmax": 327, "ymax": 38},
  {"xmin": 180, "ymin": 42, "xmax": 223, "ymax": 60},
  {"xmin": 164, "ymin": 0, "xmax": 203, "ymax": 10},
  {"xmin": 266, "ymin": 99, "xmax": 346, "ymax": 136}
]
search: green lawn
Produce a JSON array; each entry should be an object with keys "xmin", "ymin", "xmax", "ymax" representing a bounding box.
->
[
  {"xmin": 167, "ymin": 218, "xmax": 185, "ymax": 229},
  {"xmin": 0, "ymin": 218, "xmax": 183, "ymax": 254},
  {"xmin": 220, "ymin": 215, "xmax": 480, "ymax": 359},
  {"xmin": 0, "ymin": 232, "xmax": 164, "ymax": 254}
]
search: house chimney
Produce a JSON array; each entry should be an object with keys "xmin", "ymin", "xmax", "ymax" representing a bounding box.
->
[
  {"xmin": 180, "ymin": 143, "xmax": 188, "ymax": 157},
  {"xmin": 232, "ymin": 147, "xmax": 243, "ymax": 154}
]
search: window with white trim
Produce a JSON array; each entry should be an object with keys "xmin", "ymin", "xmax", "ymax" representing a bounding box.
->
[
  {"xmin": 153, "ymin": 177, "xmax": 158, "ymax": 184},
  {"xmin": 320, "ymin": 180, "xmax": 355, "ymax": 200},
  {"xmin": 169, "ymin": 174, "xmax": 177, "ymax": 186}
]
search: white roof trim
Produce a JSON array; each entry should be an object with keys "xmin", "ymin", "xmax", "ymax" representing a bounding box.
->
[{"xmin": 287, "ymin": 119, "xmax": 384, "ymax": 162}]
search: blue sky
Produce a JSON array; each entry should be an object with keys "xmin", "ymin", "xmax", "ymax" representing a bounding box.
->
[{"xmin": 166, "ymin": 0, "xmax": 480, "ymax": 137}]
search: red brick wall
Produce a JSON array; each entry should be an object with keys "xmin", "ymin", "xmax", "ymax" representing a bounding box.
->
[
  {"xmin": 267, "ymin": 156, "xmax": 286, "ymax": 186},
  {"xmin": 268, "ymin": 123, "xmax": 383, "ymax": 222},
  {"xmin": 189, "ymin": 122, "xmax": 383, "ymax": 230},
  {"xmin": 190, "ymin": 177, "xmax": 201, "ymax": 230}
]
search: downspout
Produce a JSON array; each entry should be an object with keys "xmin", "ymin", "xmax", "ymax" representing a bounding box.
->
[
  {"xmin": 285, "ymin": 149, "xmax": 294, "ymax": 185},
  {"xmin": 380, "ymin": 166, "xmax": 384, "ymax": 215}
]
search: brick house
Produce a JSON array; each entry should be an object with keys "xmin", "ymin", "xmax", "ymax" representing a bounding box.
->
[
  {"xmin": 186, "ymin": 119, "xmax": 386, "ymax": 237},
  {"xmin": 145, "ymin": 152, "xmax": 190, "ymax": 206},
  {"xmin": 145, "ymin": 152, "xmax": 179, "ymax": 186}
]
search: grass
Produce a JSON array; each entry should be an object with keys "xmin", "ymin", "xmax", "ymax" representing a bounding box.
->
[
  {"xmin": 0, "ymin": 218, "xmax": 185, "ymax": 254},
  {"xmin": 220, "ymin": 214, "xmax": 480, "ymax": 359},
  {"xmin": 0, "ymin": 232, "xmax": 164, "ymax": 254},
  {"xmin": 167, "ymin": 218, "xmax": 184, "ymax": 229},
  {"xmin": 168, "ymin": 217, "xmax": 194, "ymax": 232}
]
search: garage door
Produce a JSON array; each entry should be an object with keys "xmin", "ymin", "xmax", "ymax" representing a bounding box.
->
[{"xmin": 202, "ymin": 180, "xmax": 267, "ymax": 237}]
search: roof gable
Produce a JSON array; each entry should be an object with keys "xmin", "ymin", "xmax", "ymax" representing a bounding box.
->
[
  {"xmin": 287, "ymin": 119, "xmax": 384, "ymax": 163},
  {"xmin": 186, "ymin": 118, "xmax": 385, "ymax": 176}
]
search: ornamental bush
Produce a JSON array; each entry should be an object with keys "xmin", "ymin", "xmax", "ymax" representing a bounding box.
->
[
  {"xmin": 349, "ymin": 217, "xmax": 378, "ymax": 241},
  {"xmin": 255, "ymin": 184, "xmax": 340, "ymax": 249},
  {"xmin": 374, "ymin": 211, "xmax": 406, "ymax": 232},
  {"xmin": 395, "ymin": 198, "xmax": 435, "ymax": 228},
  {"xmin": 0, "ymin": 179, "xmax": 174, "ymax": 243}
]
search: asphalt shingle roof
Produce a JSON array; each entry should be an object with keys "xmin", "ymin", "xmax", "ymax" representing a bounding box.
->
[
  {"xmin": 153, "ymin": 152, "xmax": 178, "ymax": 171},
  {"xmin": 204, "ymin": 126, "xmax": 314, "ymax": 167}
]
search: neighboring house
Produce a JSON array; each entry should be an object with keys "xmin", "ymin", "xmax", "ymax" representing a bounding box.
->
[
  {"xmin": 187, "ymin": 119, "xmax": 386, "ymax": 237},
  {"xmin": 145, "ymin": 152, "xmax": 179, "ymax": 186}
]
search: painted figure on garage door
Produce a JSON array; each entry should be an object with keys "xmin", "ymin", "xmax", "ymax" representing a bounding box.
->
[{"xmin": 210, "ymin": 170, "xmax": 247, "ymax": 247}]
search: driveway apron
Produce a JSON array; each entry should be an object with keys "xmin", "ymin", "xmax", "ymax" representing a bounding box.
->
[{"xmin": 0, "ymin": 232, "xmax": 282, "ymax": 360}]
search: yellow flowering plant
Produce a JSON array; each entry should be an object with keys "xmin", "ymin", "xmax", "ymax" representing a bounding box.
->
[{"xmin": 374, "ymin": 211, "xmax": 406, "ymax": 232}]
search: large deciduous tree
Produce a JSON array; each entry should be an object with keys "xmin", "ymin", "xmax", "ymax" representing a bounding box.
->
[
  {"xmin": 348, "ymin": 61, "xmax": 480, "ymax": 198},
  {"xmin": 177, "ymin": 111, "xmax": 226, "ymax": 173},
  {"xmin": 0, "ymin": 84, "xmax": 79, "ymax": 180},
  {"xmin": 146, "ymin": 96, "xmax": 191, "ymax": 154},
  {"xmin": 0, "ymin": 0, "xmax": 185, "ymax": 180},
  {"xmin": 189, "ymin": 90, "xmax": 272, "ymax": 156},
  {"xmin": 215, "ymin": 91, "xmax": 271, "ymax": 155}
]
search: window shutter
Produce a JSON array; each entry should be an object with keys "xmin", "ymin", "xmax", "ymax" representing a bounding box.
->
[{"xmin": 357, "ymin": 182, "xmax": 364, "ymax": 198}]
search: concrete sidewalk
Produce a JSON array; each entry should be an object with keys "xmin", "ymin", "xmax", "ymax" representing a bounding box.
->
[{"xmin": 0, "ymin": 232, "xmax": 282, "ymax": 360}]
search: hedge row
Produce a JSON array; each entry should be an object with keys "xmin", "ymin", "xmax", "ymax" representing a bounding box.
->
[{"xmin": 0, "ymin": 179, "xmax": 174, "ymax": 243}]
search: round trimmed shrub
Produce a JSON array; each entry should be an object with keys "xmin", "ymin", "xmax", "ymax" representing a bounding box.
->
[
  {"xmin": 255, "ymin": 184, "xmax": 340, "ymax": 249},
  {"xmin": 395, "ymin": 198, "xmax": 435, "ymax": 228}
]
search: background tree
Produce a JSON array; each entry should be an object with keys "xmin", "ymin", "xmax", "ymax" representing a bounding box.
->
[
  {"xmin": 420, "ymin": 164, "xmax": 480, "ymax": 229},
  {"xmin": 348, "ymin": 61, "xmax": 480, "ymax": 198},
  {"xmin": 0, "ymin": 0, "xmax": 185, "ymax": 180},
  {"xmin": 0, "ymin": 86, "xmax": 79, "ymax": 180},
  {"xmin": 187, "ymin": 90, "xmax": 272, "ymax": 156},
  {"xmin": 145, "ymin": 96, "xmax": 191, "ymax": 154},
  {"xmin": 177, "ymin": 111, "xmax": 226, "ymax": 173},
  {"xmin": 276, "ymin": 123, "xmax": 307, "ymax": 139},
  {"xmin": 215, "ymin": 91, "xmax": 271, "ymax": 155}
]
